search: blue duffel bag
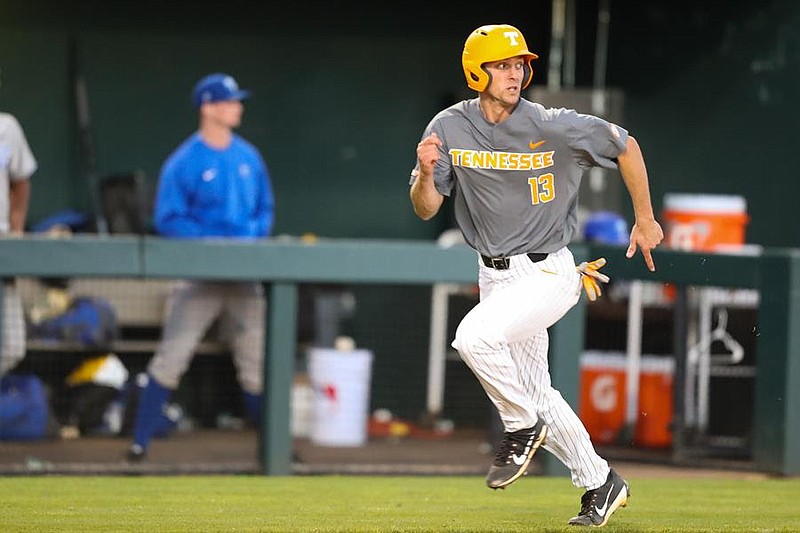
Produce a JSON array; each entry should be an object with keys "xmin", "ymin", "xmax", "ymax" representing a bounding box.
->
[{"xmin": 0, "ymin": 374, "xmax": 49, "ymax": 440}]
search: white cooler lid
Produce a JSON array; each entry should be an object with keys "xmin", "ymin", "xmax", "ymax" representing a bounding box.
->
[{"xmin": 663, "ymin": 193, "xmax": 747, "ymax": 214}]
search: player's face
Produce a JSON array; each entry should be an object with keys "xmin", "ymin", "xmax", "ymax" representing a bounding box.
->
[
  {"xmin": 483, "ymin": 56, "xmax": 527, "ymax": 105},
  {"xmin": 206, "ymin": 100, "xmax": 244, "ymax": 128}
]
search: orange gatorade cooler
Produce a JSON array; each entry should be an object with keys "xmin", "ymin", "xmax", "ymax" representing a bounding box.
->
[
  {"xmin": 579, "ymin": 351, "xmax": 674, "ymax": 448},
  {"xmin": 662, "ymin": 193, "xmax": 749, "ymax": 252}
]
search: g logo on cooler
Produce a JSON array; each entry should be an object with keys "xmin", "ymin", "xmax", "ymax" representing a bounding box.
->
[{"xmin": 590, "ymin": 374, "xmax": 618, "ymax": 413}]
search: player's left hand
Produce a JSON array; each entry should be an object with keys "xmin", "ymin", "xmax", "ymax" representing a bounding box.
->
[
  {"xmin": 627, "ymin": 218, "xmax": 664, "ymax": 271},
  {"xmin": 576, "ymin": 258, "xmax": 610, "ymax": 301}
]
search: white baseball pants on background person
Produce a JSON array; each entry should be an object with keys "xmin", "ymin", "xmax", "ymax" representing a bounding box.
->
[
  {"xmin": 147, "ymin": 280, "xmax": 265, "ymax": 394},
  {"xmin": 452, "ymin": 246, "xmax": 610, "ymax": 489},
  {"xmin": 0, "ymin": 283, "xmax": 26, "ymax": 377}
]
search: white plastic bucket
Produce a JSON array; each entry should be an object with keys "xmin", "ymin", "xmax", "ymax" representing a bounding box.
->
[{"xmin": 308, "ymin": 347, "xmax": 373, "ymax": 447}]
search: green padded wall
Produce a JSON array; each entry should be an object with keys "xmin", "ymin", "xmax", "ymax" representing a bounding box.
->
[
  {"xmin": 3, "ymin": 2, "xmax": 800, "ymax": 246},
  {"xmin": 0, "ymin": 29, "xmax": 80, "ymax": 222}
]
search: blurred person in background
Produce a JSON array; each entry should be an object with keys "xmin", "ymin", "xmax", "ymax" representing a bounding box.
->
[
  {"xmin": 127, "ymin": 72, "xmax": 275, "ymax": 461},
  {"xmin": 0, "ymin": 71, "xmax": 37, "ymax": 377}
]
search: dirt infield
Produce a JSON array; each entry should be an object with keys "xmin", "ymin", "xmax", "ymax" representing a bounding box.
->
[{"xmin": 0, "ymin": 427, "xmax": 769, "ymax": 478}]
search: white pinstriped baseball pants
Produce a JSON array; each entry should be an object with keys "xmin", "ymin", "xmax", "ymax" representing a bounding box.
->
[{"xmin": 452, "ymin": 246, "xmax": 609, "ymax": 490}]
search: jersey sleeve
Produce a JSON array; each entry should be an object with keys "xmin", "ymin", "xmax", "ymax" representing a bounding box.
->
[
  {"xmin": 560, "ymin": 109, "xmax": 629, "ymax": 170},
  {"xmin": 407, "ymin": 118, "xmax": 454, "ymax": 197},
  {"xmin": 153, "ymin": 154, "xmax": 204, "ymax": 238},
  {"xmin": 7, "ymin": 116, "xmax": 37, "ymax": 180},
  {"xmin": 253, "ymin": 154, "xmax": 275, "ymax": 238}
]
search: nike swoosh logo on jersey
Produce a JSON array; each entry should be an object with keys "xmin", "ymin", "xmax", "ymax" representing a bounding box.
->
[
  {"xmin": 594, "ymin": 484, "xmax": 614, "ymax": 516},
  {"xmin": 529, "ymin": 140, "xmax": 546, "ymax": 150}
]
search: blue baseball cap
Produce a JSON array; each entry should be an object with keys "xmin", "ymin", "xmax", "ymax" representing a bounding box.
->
[{"xmin": 191, "ymin": 73, "xmax": 250, "ymax": 108}]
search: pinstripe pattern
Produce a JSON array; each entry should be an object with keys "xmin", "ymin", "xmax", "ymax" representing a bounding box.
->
[{"xmin": 452, "ymin": 246, "xmax": 609, "ymax": 489}]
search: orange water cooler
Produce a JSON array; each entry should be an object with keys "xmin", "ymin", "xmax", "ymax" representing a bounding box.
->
[
  {"xmin": 579, "ymin": 351, "xmax": 674, "ymax": 448},
  {"xmin": 661, "ymin": 193, "xmax": 750, "ymax": 299},
  {"xmin": 662, "ymin": 193, "xmax": 749, "ymax": 252}
]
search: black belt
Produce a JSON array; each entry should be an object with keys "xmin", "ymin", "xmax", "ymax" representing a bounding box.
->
[{"xmin": 481, "ymin": 252, "xmax": 548, "ymax": 270}]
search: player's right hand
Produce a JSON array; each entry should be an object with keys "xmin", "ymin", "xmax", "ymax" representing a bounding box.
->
[{"xmin": 417, "ymin": 132, "xmax": 442, "ymax": 176}]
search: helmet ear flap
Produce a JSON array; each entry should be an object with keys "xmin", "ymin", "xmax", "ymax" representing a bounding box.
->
[
  {"xmin": 466, "ymin": 67, "xmax": 492, "ymax": 92},
  {"xmin": 469, "ymin": 71, "xmax": 481, "ymax": 86},
  {"xmin": 521, "ymin": 64, "xmax": 533, "ymax": 90}
]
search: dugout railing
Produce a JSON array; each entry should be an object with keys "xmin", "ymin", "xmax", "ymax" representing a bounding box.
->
[{"xmin": 0, "ymin": 235, "xmax": 798, "ymax": 476}]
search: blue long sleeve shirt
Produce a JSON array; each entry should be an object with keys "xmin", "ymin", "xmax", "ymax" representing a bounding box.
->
[{"xmin": 154, "ymin": 132, "xmax": 274, "ymax": 239}]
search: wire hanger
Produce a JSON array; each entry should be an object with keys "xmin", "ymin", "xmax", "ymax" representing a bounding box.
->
[{"xmin": 707, "ymin": 308, "xmax": 744, "ymax": 365}]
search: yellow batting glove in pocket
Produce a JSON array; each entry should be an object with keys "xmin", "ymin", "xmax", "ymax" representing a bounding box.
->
[{"xmin": 576, "ymin": 258, "xmax": 610, "ymax": 301}]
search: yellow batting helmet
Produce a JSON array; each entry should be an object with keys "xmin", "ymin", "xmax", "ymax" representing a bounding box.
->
[{"xmin": 462, "ymin": 24, "xmax": 539, "ymax": 92}]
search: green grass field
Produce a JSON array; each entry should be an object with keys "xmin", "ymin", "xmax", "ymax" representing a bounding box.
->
[{"xmin": 1, "ymin": 475, "xmax": 798, "ymax": 532}]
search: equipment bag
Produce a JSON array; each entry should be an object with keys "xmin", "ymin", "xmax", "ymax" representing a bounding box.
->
[
  {"xmin": 29, "ymin": 296, "xmax": 119, "ymax": 350},
  {"xmin": 0, "ymin": 374, "xmax": 50, "ymax": 440}
]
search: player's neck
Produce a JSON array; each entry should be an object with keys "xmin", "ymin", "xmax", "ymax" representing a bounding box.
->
[
  {"xmin": 199, "ymin": 122, "xmax": 233, "ymax": 149},
  {"xmin": 479, "ymin": 93, "xmax": 518, "ymax": 124}
]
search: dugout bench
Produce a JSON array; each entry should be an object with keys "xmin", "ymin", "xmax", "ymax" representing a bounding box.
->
[{"xmin": 0, "ymin": 235, "xmax": 798, "ymax": 476}]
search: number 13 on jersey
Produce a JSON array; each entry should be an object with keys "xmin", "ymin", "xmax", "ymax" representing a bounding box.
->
[{"xmin": 528, "ymin": 173, "xmax": 554, "ymax": 205}]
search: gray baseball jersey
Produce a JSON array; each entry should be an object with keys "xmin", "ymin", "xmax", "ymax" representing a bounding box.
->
[
  {"xmin": 410, "ymin": 98, "xmax": 628, "ymax": 257},
  {"xmin": 0, "ymin": 112, "xmax": 37, "ymax": 234}
]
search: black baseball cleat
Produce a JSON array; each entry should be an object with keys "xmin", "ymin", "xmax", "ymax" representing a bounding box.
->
[
  {"xmin": 568, "ymin": 468, "xmax": 629, "ymax": 527},
  {"xmin": 485, "ymin": 419, "xmax": 547, "ymax": 489},
  {"xmin": 126, "ymin": 444, "xmax": 147, "ymax": 463}
]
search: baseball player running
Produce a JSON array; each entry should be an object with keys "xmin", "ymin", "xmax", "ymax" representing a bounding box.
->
[{"xmin": 409, "ymin": 24, "xmax": 663, "ymax": 527}]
